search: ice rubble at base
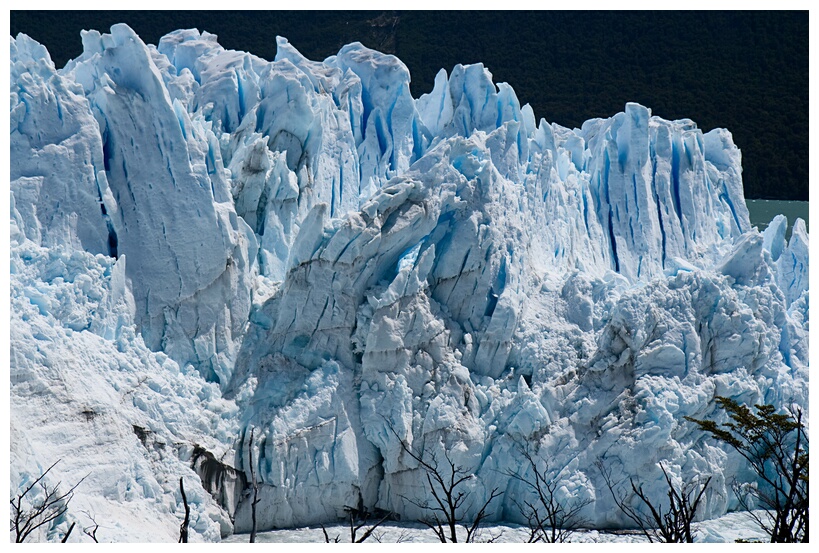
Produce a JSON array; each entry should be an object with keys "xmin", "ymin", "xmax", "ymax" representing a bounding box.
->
[
  {"xmin": 9, "ymin": 24, "xmax": 808, "ymax": 541},
  {"xmin": 222, "ymin": 509, "xmax": 772, "ymax": 543}
]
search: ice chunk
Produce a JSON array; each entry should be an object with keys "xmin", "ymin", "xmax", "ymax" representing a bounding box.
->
[
  {"xmin": 776, "ymin": 218, "xmax": 809, "ymax": 306},
  {"xmin": 11, "ymin": 34, "xmax": 113, "ymax": 255}
]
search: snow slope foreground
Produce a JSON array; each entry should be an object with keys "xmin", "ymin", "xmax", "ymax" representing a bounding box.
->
[
  {"xmin": 221, "ymin": 509, "xmax": 771, "ymax": 543},
  {"xmin": 9, "ymin": 25, "xmax": 808, "ymax": 541}
]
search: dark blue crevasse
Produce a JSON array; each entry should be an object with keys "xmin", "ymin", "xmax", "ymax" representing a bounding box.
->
[
  {"xmin": 374, "ymin": 112, "xmax": 390, "ymax": 167},
  {"xmin": 410, "ymin": 115, "xmax": 426, "ymax": 163},
  {"xmin": 651, "ymin": 158, "xmax": 667, "ymax": 267},
  {"xmin": 98, "ymin": 198, "xmax": 119, "ymax": 259},
  {"xmin": 359, "ymin": 84, "xmax": 374, "ymax": 136},
  {"xmin": 484, "ymin": 255, "xmax": 507, "ymax": 318},
  {"xmin": 484, "ymin": 288, "xmax": 499, "ymax": 318},
  {"xmin": 235, "ymin": 69, "xmax": 246, "ymax": 133},
  {"xmin": 106, "ymin": 218, "xmax": 118, "ymax": 259},
  {"xmin": 102, "ymin": 129, "xmax": 113, "ymax": 172},
  {"xmin": 338, "ymin": 163, "xmax": 344, "ymax": 213},
  {"xmin": 98, "ymin": 129, "xmax": 119, "ymax": 258},
  {"xmin": 254, "ymin": 103, "xmax": 266, "ymax": 134},
  {"xmin": 670, "ymin": 136, "xmax": 683, "ymax": 225},
  {"xmin": 602, "ymin": 150, "xmax": 619, "ymax": 273},
  {"xmin": 719, "ymin": 190, "xmax": 744, "ymax": 234}
]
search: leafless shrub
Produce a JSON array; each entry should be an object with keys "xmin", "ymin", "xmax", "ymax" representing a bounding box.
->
[
  {"xmin": 386, "ymin": 422, "xmax": 501, "ymax": 542},
  {"xmin": 597, "ymin": 459, "xmax": 710, "ymax": 543},
  {"xmin": 81, "ymin": 510, "xmax": 100, "ymax": 543},
  {"xmin": 506, "ymin": 446, "xmax": 591, "ymax": 542},
  {"xmin": 9, "ymin": 460, "xmax": 86, "ymax": 543}
]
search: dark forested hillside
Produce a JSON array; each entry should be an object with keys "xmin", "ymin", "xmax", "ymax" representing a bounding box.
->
[{"xmin": 10, "ymin": 10, "xmax": 808, "ymax": 201}]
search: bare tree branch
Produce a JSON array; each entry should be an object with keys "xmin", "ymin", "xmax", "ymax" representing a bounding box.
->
[
  {"xmin": 597, "ymin": 459, "xmax": 710, "ymax": 542},
  {"xmin": 507, "ymin": 445, "xmax": 590, "ymax": 543},
  {"xmin": 248, "ymin": 426, "xmax": 260, "ymax": 543},
  {"xmin": 320, "ymin": 523, "xmax": 340, "ymax": 543},
  {"xmin": 9, "ymin": 460, "xmax": 86, "ymax": 543},
  {"xmin": 178, "ymin": 477, "xmax": 190, "ymax": 543},
  {"xmin": 81, "ymin": 510, "xmax": 99, "ymax": 543},
  {"xmin": 385, "ymin": 419, "xmax": 501, "ymax": 542},
  {"xmin": 60, "ymin": 521, "xmax": 75, "ymax": 542},
  {"xmin": 350, "ymin": 510, "xmax": 392, "ymax": 543}
]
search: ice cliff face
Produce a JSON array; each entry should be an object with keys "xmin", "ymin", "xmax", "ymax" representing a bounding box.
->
[{"xmin": 10, "ymin": 25, "xmax": 808, "ymax": 541}]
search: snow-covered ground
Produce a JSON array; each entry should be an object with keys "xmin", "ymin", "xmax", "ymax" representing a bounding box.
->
[
  {"xmin": 10, "ymin": 23, "xmax": 807, "ymax": 542},
  {"xmin": 223, "ymin": 510, "xmax": 770, "ymax": 543}
]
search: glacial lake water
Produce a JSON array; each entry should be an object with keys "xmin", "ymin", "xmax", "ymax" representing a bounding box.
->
[{"xmin": 745, "ymin": 199, "xmax": 809, "ymax": 240}]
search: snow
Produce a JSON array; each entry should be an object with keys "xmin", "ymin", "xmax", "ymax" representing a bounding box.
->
[
  {"xmin": 222, "ymin": 509, "xmax": 771, "ymax": 543},
  {"xmin": 9, "ymin": 242, "xmax": 239, "ymax": 541},
  {"xmin": 9, "ymin": 25, "xmax": 808, "ymax": 542}
]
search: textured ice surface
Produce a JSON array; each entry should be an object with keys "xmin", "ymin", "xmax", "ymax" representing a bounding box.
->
[
  {"xmin": 222, "ymin": 509, "xmax": 771, "ymax": 543},
  {"xmin": 9, "ymin": 26, "xmax": 808, "ymax": 541}
]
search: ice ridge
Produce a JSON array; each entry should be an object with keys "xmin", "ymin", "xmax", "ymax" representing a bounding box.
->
[{"xmin": 9, "ymin": 25, "xmax": 808, "ymax": 541}]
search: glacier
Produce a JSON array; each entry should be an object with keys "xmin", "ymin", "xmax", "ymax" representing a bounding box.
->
[{"xmin": 9, "ymin": 24, "xmax": 808, "ymax": 541}]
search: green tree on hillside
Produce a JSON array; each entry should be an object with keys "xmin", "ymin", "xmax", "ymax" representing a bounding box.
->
[{"xmin": 686, "ymin": 397, "xmax": 808, "ymax": 543}]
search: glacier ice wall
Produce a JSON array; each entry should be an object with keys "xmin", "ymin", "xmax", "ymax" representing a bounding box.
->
[{"xmin": 9, "ymin": 25, "xmax": 808, "ymax": 540}]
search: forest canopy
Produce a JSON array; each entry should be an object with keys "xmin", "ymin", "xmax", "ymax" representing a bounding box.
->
[{"xmin": 10, "ymin": 10, "xmax": 808, "ymax": 201}]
